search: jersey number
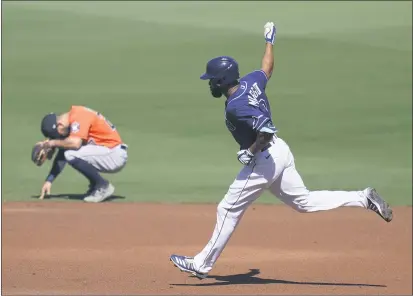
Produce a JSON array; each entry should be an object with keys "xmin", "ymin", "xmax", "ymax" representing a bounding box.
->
[{"xmin": 85, "ymin": 107, "xmax": 116, "ymax": 130}]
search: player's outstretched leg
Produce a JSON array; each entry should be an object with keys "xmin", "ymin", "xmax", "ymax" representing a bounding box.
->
[
  {"xmin": 170, "ymin": 164, "xmax": 268, "ymax": 278},
  {"xmin": 284, "ymin": 186, "xmax": 392, "ymax": 222},
  {"xmin": 269, "ymin": 140, "xmax": 392, "ymax": 222}
]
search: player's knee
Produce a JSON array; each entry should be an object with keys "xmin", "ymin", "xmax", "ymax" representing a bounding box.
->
[
  {"xmin": 217, "ymin": 200, "xmax": 238, "ymax": 229},
  {"xmin": 217, "ymin": 200, "xmax": 227, "ymax": 213},
  {"xmin": 291, "ymin": 194, "xmax": 312, "ymax": 213},
  {"xmin": 64, "ymin": 150, "xmax": 78, "ymax": 162},
  {"xmin": 218, "ymin": 199, "xmax": 235, "ymax": 218},
  {"xmin": 217, "ymin": 197, "xmax": 244, "ymax": 219}
]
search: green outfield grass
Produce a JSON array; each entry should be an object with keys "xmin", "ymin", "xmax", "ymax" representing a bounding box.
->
[{"xmin": 2, "ymin": 1, "xmax": 412, "ymax": 205}]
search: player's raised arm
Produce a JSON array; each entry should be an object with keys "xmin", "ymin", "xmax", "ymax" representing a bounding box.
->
[{"xmin": 261, "ymin": 22, "xmax": 276, "ymax": 79}]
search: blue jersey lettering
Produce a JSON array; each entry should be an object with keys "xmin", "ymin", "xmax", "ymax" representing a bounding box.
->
[{"xmin": 224, "ymin": 70, "xmax": 277, "ymax": 149}]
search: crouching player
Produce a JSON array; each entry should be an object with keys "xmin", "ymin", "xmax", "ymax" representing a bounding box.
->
[{"xmin": 38, "ymin": 105, "xmax": 128, "ymax": 202}]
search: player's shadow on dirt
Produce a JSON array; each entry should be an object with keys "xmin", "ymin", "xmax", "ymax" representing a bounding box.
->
[
  {"xmin": 172, "ymin": 269, "xmax": 386, "ymax": 288},
  {"xmin": 30, "ymin": 193, "xmax": 125, "ymax": 202}
]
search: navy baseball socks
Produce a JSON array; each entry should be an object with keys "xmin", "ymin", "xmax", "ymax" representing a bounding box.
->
[{"xmin": 67, "ymin": 158, "xmax": 108, "ymax": 189}]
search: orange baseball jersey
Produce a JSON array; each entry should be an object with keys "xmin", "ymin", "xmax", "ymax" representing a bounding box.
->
[{"xmin": 68, "ymin": 106, "xmax": 123, "ymax": 148}]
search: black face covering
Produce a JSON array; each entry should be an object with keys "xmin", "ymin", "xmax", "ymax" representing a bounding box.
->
[{"xmin": 209, "ymin": 80, "xmax": 223, "ymax": 98}]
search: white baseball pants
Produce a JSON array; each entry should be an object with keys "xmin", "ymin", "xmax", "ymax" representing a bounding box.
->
[
  {"xmin": 64, "ymin": 144, "xmax": 128, "ymax": 173},
  {"xmin": 193, "ymin": 136, "xmax": 368, "ymax": 274}
]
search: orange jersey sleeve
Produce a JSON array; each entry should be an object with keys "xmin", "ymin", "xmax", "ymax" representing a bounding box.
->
[{"xmin": 68, "ymin": 106, "xmax": 123, "ymax": 148}]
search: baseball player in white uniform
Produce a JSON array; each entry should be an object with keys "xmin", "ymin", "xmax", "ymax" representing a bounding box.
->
[{"xmin": 169, "ymin": 22, "xmax": 393, "ymax": 279}]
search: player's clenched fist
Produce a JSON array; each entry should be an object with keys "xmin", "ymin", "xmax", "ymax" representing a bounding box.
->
[
  {"xmin": 264, "ymin": 22, "xmax": 276, "ymax": 45},
  {"xmin": 237, "ymin": 149, "xmax": 254, "ymax": 166}
]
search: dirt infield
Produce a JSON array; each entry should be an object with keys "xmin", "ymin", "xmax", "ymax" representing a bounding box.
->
[{"xmin": 2, "ymin": 202, "xmax": 412, "ymax": 295}]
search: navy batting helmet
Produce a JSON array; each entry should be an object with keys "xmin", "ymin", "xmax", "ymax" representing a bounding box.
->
[
  {"xmin": 200, "ymin": 56, "xmax": 240, "ymax": 85},
  {"xmin": 200, "ymin": 56, "xmax": 240, "ymax": 98}
]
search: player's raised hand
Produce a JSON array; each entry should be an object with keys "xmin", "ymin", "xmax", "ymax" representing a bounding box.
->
[{"xmin": 264, "ymin": 22, "xmax": 276, "ymax": 45}]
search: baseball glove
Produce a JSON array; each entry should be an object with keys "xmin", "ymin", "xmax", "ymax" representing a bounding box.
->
[{"xmin": 31, "ymin": 142, "xmax": 55, "ymax": 166}]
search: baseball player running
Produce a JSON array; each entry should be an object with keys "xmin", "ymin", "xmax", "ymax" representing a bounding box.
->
[
  {"xmin": 170, "ymin": 22, "xmax": 393, "ymax": 279},
  {"xmin": 37, "ymin": 105, "xmax": 128, "ymax": 202}
]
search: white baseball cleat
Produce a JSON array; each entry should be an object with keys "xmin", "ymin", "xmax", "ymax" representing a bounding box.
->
[
  {"xmin": 84, "ymin": 183, "xmax": 115, "ymax": 203},
  {"xmin": 170, "ymin": 254, "xmax": 208, "ymax": 279},
  {"xmin": 365, "ymin": 187, "xmax": 393, "ymax": 222}
]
